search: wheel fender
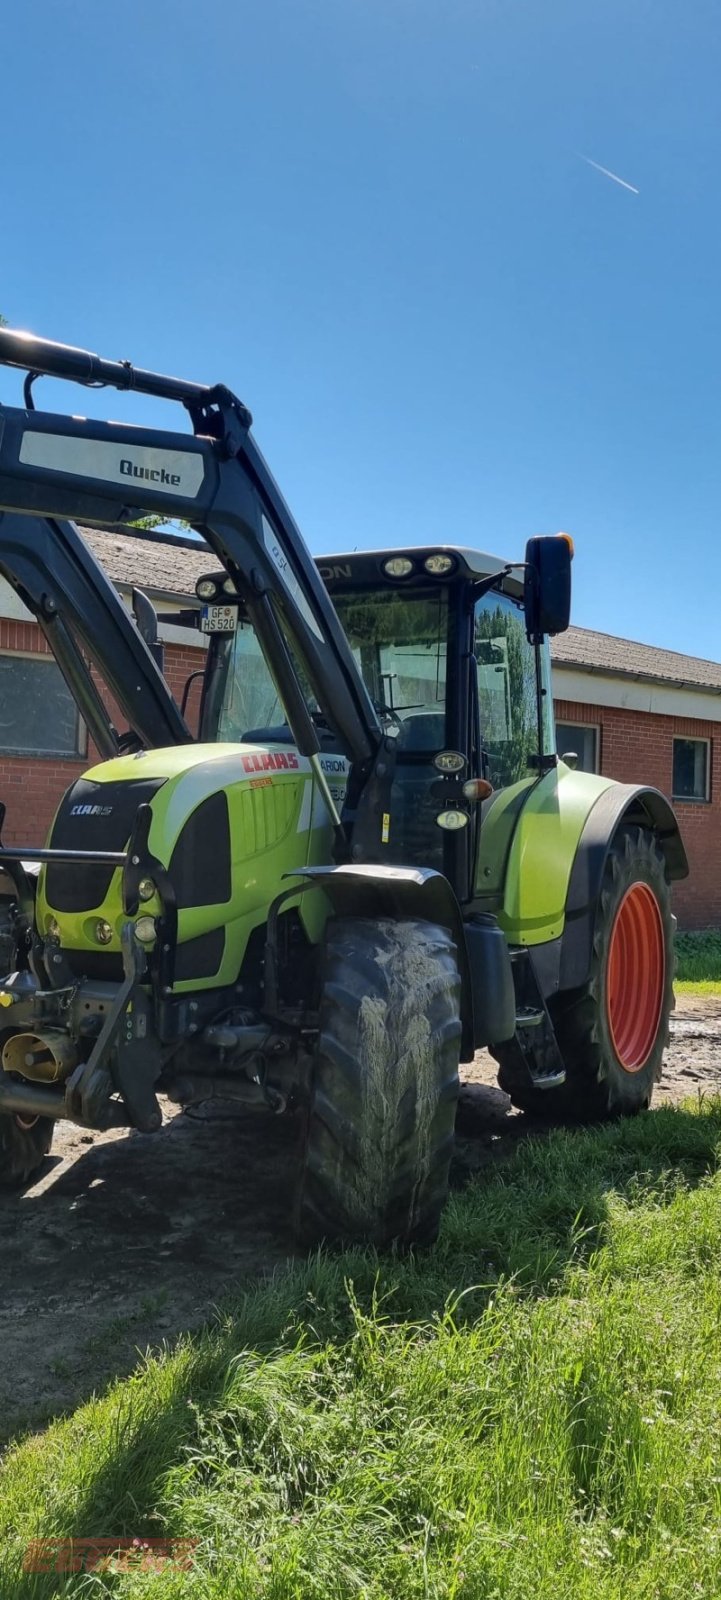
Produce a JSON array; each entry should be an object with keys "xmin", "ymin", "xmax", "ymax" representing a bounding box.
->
[
  {"xmin": 558, "ymin": 783, "xmax": 688, "ymax": 993},
  {"xmin": 289, "ymin": 864, "xmax": 481, "ymax": 1060}
]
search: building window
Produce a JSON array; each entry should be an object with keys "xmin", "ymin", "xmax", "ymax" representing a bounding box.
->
[
  {"xmin": 0, "ymin": 654, "xmax": 86, "ymax": 757},
  {"xmin": 556, "ymin": 721, "xmax": 599, "ymax": 773},
  {"xmin": 672, "ymin": 737, "xmax": 710, "ymax": 802}
]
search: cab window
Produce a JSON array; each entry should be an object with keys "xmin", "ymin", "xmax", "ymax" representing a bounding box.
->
[{"xmin": 474, "ymin": 589, "xmax": 545, "ymax": 788}]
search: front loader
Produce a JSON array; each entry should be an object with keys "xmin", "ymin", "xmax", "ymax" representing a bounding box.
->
[{"xmin": 0, "ymin": 330, "xmax": 688, "ymax": 1245}]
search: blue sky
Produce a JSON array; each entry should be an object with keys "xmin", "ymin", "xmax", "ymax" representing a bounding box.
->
[{"xmin": 2, "ymin": 0, "xmax": 720, "ymax": 657}]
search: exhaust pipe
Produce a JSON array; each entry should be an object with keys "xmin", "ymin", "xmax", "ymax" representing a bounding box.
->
[{"xmin": 2, "ymin": 1029, "xmax": 80, "ymax": 1083}]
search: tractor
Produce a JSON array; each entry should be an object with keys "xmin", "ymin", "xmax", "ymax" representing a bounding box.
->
[{"xmin": 0, "ymin": 330, "xmax": 687, "ymax": 1245}]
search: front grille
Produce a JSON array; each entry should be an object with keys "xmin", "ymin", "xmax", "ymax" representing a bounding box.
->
[{"xmin": 45, "ymin": 775, "xmax": 166, "ymax": 912}]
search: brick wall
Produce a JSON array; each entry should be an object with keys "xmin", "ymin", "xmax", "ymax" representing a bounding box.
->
[
  {"xmin": 0, "ymin": 619, "xmax": 205, "ymax": 848},
  {"xmin": 555, "ymin": 697, "xmax": 718, "ymax": 930}
]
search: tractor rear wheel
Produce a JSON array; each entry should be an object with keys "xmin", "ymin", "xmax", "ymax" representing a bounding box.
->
[
  {"xmin": 0, "ymin": 1110, "xmax": 54, "ymax": 1187},
  {"xmin": 495, "ymin": 826, "xmax": 674, "ymax": 1120},
  {"xmin": 298, "ymin": 918, "xmax": 462, "ymax": 1247}
]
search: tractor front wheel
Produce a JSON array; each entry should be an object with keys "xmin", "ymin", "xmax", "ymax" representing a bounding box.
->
[
  {"xmin": 496, "ymin": 826, "xmax": 674, "ymax": 1120},
  {"xmin": 0, "ymin": 1109, "xmax": 54, "ymax": 1187},
  {"xmin": 298, "ymin": 918, "xmax": 462, "ymax": 1247}
]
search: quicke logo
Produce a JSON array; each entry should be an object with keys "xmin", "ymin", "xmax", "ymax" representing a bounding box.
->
[{"xmin": 120, "ymin": 459, "xmax": 181, "ymax": 487}]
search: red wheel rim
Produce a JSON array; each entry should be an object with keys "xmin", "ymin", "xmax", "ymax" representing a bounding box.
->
[{"xmin": 606, "ymin": 882, "xmax": 665, "ymax": 1071}]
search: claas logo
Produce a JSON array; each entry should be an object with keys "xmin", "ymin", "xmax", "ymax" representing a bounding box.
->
[{"xmin": 241, "ymin": 751, "xmax": 300, "ymax": 774}]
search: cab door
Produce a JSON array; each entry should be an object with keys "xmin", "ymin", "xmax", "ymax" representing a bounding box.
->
[{"xmin": 471, "ymin": 584, "xmax": 556, "ymax": 909}]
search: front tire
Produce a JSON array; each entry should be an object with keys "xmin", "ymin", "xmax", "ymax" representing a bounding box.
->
[
  {"xmin": 298, "ymin": 918, "xmax": 462, "ymax": 1247},
  {"xmin": 0, "ymin": 1111, "xmax": 54, "ymax": 1187},
  {"xmin": 495, "ymin": 826, "xmax": 674, "ymax": 1120}
]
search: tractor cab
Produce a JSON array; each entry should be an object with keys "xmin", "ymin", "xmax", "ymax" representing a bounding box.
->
[{"xmin": 197, "ymin": 542, "xmax": 568, "ymax": 901}]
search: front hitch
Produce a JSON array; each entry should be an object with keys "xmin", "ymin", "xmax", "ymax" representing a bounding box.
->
[{"xmin": 64, "ymin": 922, "xmax": 161, "ymax": 1131}]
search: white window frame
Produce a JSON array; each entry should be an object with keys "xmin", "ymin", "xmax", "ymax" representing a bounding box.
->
[
  {"xmin": 555, "ymin": 720, "xmax": 600, "ymax": 774},
  {"xmin": 671, "ymin": 735, "xmax": 711, "ymax": 804}
]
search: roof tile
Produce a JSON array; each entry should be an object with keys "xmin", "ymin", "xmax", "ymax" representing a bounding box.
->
[{"xmin": 551, "ymin": 625, "xmax": 721, "ymax": 693}]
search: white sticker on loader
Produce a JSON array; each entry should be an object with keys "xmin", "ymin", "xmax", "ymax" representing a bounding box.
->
[
  {"xmin": 19, "ymin": 432, "xmax": 205, "ymax": 499},
  {"xmin": 262, "ymin": 514, "xmax": 323, "ymax": 640}
]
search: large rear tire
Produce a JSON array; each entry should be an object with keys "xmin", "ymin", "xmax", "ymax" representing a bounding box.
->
[
  {"xmin": 0, "ymin": 1110, "xmax": 54, "ymax": 1187},
  {"xmin": 298, "ymin": 918, "xmax": 462, "ymax": 1248},
  {"xmin": 494, "ymin": 826, "xmax": 674, "ymax": 1120}
]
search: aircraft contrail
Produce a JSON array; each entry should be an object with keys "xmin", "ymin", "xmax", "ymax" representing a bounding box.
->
[{"xmin": 579, "ymin": 155, "xmax": 639, "ymax": 195}]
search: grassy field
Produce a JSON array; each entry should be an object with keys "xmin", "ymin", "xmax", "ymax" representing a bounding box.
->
[
  {"xmin": 3, "ymin": 1103, "xmax": 721, "ymax": 1596},
  {"xmin": 675, "ymin": 930, "xmax": 721, "ymax": 995}
]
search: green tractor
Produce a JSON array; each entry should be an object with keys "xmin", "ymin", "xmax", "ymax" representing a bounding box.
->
[{"xmin": 0, "ymin": 331, "xmax": 687, "ymax": 1246}]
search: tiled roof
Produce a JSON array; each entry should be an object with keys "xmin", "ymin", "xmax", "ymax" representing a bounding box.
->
[
  {"xmin": 551, "ymin": 626, "xmax": 721, "ymax": 694},
  {"xmin": 80, "ymin": 528, "xmax": 721, "ymax": 694},
  {"xmin": 81, "ymin": 527, "xmax": 211, "ymax": 599}
]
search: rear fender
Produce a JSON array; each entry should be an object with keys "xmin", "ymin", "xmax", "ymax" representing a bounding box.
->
[
  {"xmin": 291, "ymin": 864, "xmax": 490, "ymax": 1061},
  {"xmin": 558, "ymin": 783, "xmax": 688, "ymax": 993}
]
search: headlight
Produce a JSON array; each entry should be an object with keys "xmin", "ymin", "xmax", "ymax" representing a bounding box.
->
[
  {"xmin": 382, "ymin": 556, "xmax": 415, "ymax": 579},
  {"xmin": 433, "ymin": 751, "xmax": 466, "ymax": 774},
  {"xmin": 423, "ymin": 553, "xmax": 456, "ymax": 576},
  {"xmin": 196, "ymin": 576, "xmax": 219, "ymax": 601},
  {"xmin": 138, "ymin": 878, "xmax": 156, "ymax": 902},
  {"xmin": 436, "ymin": 809, "xmax": 469, "ymax": 831},
  {"xmin": 222, "ymin": 576, "xmax": 238, "ymax": 596},
  {"xmin": 135, "ymin": 916, "xmax": 157, "ymax": 945},
  {"xmin": 94, "ymin": 920, "xmax": 113, "ymax": 946}
]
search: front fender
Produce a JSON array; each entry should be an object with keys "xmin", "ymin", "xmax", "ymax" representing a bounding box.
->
[{"xmin": 290, "ymin": 864, "xmax": 513, "ymax": 1062}]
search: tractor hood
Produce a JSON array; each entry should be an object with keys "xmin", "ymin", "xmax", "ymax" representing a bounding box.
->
[{"xmin": 35, "ymin": 742, "xmax": 349, "ymax": 991}]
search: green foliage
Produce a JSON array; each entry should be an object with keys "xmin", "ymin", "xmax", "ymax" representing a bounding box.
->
[
  {"xmin": 675, "ymin": 930, "xmax": 721, "ymax": 985},
  {"xmin": 128, "ymin": 515, "xmax": 193, "ymax": 533},
  {"xmin": 4, "ymin": 1103, "xmax": 721, "ymax": 1595},
  {"xmin": 336, "ymin": 590, "xmax": 446, "ymax": 651}
]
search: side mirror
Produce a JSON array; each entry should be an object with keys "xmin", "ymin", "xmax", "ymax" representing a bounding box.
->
[
  {"xmin": 132, "ymin": 586, "xmax": 164, "ymax": 672},
  {"xmin": 523, "ymin": 534, "xmax": 573, "ymax": 641}
]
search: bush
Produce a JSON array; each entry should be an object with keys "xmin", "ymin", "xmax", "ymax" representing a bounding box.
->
[{"xmin": 675, "ymin": 929, "xmax": 721, "ymax": 983}]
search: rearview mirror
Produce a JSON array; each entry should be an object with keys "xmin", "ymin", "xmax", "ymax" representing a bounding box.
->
[
  {"xmin": 523, "ymin": 534, "xmax": 572, "ymax": 641},
  {"xmin": 132, "ymin": 586, "xmax": 164, "ymax": 671}
]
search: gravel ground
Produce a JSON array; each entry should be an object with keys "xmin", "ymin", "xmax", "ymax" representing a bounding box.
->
[{"xmin": 2, "ymin": 993, "xmax": 720, "ymax": 1443}]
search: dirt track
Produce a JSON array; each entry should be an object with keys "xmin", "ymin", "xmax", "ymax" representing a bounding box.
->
[{"xmin": 2, "ymin": 993, "xmax": 720, "ymax": 1443}]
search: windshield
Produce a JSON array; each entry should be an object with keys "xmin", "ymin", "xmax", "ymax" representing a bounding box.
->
[
  {"xmin": 210, "ymin": 587, "xmax": 449, "ymax": 752},
  {"xmin": 332, "ymin": 587, "xmax": 448, "ymax": 751},
  {"xmin": 212, "ymin": 621, "xmax": 283, "ymax": 741}
]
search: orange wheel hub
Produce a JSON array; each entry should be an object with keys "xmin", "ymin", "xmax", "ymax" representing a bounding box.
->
[{"xmin": 606, "ymin": 882, "xmax": 665, "ymax": 1072}]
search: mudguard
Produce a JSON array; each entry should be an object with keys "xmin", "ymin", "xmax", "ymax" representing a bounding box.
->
[
  {"xmin": 291, "ymin": 864, "xmax": 514, "ymax": 1062},
  {"xmin": 558, "ymin": 782, "xmax": 688, "ymax": 992}
]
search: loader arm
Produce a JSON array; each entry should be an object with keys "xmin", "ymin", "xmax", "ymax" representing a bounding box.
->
[
  {"xmin": 0, "ymin": 511, "xmax": 191, "ymax": 758},
  {"xmin": 0, "ymin": 330, "xmax": 388, "ymax": 856}
]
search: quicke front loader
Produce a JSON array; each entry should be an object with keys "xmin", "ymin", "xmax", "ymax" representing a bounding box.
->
[{"xmin": 0, "ymin": 330, "xmax": 688, "ymax": 1245}]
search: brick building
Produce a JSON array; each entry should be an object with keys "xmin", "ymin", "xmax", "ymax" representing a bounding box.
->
[
  {"xmin": 553, "ymin": 630, "xmax": 721, "ymax": 929},
  {"xmin": 0, "ymin": 529, "xmax": 718, "ymax": 929}
]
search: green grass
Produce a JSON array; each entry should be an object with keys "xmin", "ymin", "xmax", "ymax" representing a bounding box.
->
[
  {"xmin": 675, "ymin": 930, "xmax": 721, "ymax": 994},
  {"xmin": 4, "ymin": 1104, "xmax": 721, "ymax": 1597}
]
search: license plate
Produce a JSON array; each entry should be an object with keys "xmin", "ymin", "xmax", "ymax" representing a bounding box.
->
[{"xmin": 200, "ymin": 604, "xmax": 237, "ymax": 634}]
